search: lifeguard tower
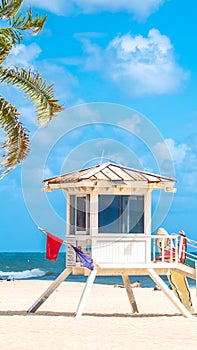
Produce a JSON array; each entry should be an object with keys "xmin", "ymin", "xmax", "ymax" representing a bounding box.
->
[{"xmin": 28, "ymin": 162, "xmax": 197, "ymax": 318}]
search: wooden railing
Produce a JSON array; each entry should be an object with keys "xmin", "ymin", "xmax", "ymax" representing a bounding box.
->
[
  {"xmin": 91, "ymin": 234, "xmax": 180, "ymax": 265},
  {"xmin": 68, "ymin": 233, "xmax": 197, "ymax": 266},
  {"xmin": 185, "ymin": 237, "xmax": 197, "ymax": 266}
]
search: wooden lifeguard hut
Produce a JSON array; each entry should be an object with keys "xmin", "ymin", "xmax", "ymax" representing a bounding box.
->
[{"xmin": 28, "ymin": 162, "xmax": 197, "ymax": 318}]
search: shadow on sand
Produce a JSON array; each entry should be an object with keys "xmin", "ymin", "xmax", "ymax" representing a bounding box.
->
[{"xmin": 0, "ymin": 310, "xmax": 196, "ymax": 318}]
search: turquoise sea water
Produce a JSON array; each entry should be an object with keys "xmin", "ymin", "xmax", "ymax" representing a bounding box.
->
[{"xmin": 0, "ymin": 252, "xmax": 196, "ymax": 288}]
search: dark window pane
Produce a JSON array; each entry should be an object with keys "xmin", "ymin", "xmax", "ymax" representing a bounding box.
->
[
  {"xmin": 77, "ymin": 196, "xmax": 86, "ymax": 231},
  {"xmin": 98, "ymin": 195, "xmax": 144, "ymax": 234},
  {"xmin": 99, "ymin": 195, "xmax": 122, "ymax": 233},
  {"xmin": 128, "ymin": 196, "xmax": 144, "ymax": 233},
  {"xmin": 70, "ymin": 195, "xmax": 75, "ymax": 234}
]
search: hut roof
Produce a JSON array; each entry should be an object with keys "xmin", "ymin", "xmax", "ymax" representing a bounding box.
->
[{"xmin": 42, "ymin": 162, "xmax": 176, "ymax": 192}]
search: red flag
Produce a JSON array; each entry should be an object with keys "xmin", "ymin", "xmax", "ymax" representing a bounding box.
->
[{"xmin": 39, "ymin": 228, "xmax": 64, "ymax": 261}]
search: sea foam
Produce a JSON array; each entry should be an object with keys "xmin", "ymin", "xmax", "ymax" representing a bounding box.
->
[{"xmin": 0, "ymin": 268, "xmax": 46, "ymax": 280}]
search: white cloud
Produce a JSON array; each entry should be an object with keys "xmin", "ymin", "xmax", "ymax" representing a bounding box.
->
[
  {"xmin": 109, "ymin": 29, "xmax": 172, "ymax": 60},
  {"xmin": 105, "ymin": 29, "xmax": 189, "ymax": 96},
  {"xmin": 117, "ymin": 114, "xmax": 142, "ymax": 134},
  {"xmin": 4, "ymin": 43, "xmax": 42, "ymax": 68},
  {"xmin": 165, "ymin": 139, "xmax": 190, "ymax": 166},
  {"xmin": 77, "ymin": 29, "xmax": 189, "ymax": 96},
  {"xmin": 24, "ymin": 0, "xmax": 165, "ymax": 19},
  {"xmin": 153, "ymin": 138, "xmax": 189, "ymax": 166},
  {"xmin": 43, "ymin": 166, "xmax": 53, "ymax": 178},
  {"xmin": 23, "ymin": 0, "xmax": 69, "ymax": 16},
  {"xmin": 76, "ymin": 37, "xmax": 103, "ymax": 71}
]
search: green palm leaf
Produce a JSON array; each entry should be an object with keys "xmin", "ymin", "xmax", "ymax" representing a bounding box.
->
[
  {"xmin": 0, "ymin": 66, "xmax": 64, "ymax": 125},
  {"xmin": 0, "ymin": 96, "xmax": 30, "ymax": 178},
  {"xmin": 11, "ymin": 9, "xmax": 47, "ymax": 35},
  {"xmin": 0, "ymin": 2, "xmax": 63, "ymax": 178},
  {"xmin": 0, "ymin": 27, "xmax": 22, "ymax": 45},
  {"xmin": 0, "ymin": 0, "xmax": 23, "ymax": 19},
  {"xmin": 0, "ymin": 34, "xmax": 12, "ymax": 63}
]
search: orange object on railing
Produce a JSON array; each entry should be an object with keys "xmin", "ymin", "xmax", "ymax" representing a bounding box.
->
[
  {"xmin": 155, "ymin": 247, "xmax": 176, "ymax": 261},
  {"xmin": 179, "ymin": 230, "xmax": 187, "ymax": 264},
  {"xmin": 155, "ymin": 228, "xmax": 176, "ymax": 262}
]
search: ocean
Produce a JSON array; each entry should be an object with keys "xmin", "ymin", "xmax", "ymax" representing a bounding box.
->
[{"xmin": 0, "ymin": 252, "xmax": 196, "ymax": 288}]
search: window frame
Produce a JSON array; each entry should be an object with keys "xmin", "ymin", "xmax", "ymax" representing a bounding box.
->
[{"xmin": 69, "ymin": 194, "xmax": 90, "ymax": 235}]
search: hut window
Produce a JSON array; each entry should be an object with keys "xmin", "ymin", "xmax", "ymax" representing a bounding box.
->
[
  {"xmin": 77, "ymin": 196, "xmax": 86, "ymax": 231},
  {"xmin": 98, "ymin": 195, "xmax": 144, "ymax": 234},
  {"xmin": 69, "ymin": 195, "xmax": 90, "ymax": 234}
]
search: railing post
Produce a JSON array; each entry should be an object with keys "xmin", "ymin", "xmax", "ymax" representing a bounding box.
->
[
  {"xmin": 161, "ymin": 236, "xmax": 164, "ymax": 262},
  {"xmin": 175, "ymin": 236, "xmax": 178, "ymax": 263},
  {"xmin": 179, "ymin": 234, "xmax": 184, "ymax": 261},
  {"xmin": 152, "ymin": 236, "xmax": 156, "ymax": 262}
]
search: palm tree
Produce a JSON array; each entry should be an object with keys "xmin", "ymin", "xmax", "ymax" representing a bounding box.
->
[{"xmin": 0, "ymin": 0, "xmax": 63, "ymax": 178}]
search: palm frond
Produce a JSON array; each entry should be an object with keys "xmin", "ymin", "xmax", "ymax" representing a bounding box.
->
[
  {"xmin": 0, "ymin": 66, "xmax": 64, "ymax": 125},
  {"xmin": 0, "ymin": 33, "xmax": 12, "ymax": 63},
  {"xmin": 0, "ymin": 0, "xmax": 23, "ymax": 19},
  {"xmin": 0, "ymin": 4, "xmax": 47, "ymax": 47},
  {"xmin": 0, "ymin": 95, "xmax": 30, "ymax": 178},
  {"xmin": 11, "ymin": 9, "xmax": 47, "ymax": 35},
  {"xmin": 0, "ymin": 27, "xmax": 22, "ymax": 45}
]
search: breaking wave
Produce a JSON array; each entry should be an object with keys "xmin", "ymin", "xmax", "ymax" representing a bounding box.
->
[{"xmin": 0, "ymin": 268, "xmax": 47, "ymax": 280}]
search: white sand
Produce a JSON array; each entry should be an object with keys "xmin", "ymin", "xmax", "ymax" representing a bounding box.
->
[{"xmin": 0, "ymin": 280, "xmax": 197, "ymax": 350}]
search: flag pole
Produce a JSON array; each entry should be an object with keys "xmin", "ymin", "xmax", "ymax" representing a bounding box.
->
[{"xmin": 38, "ymin": 226, "xmax": 68, "ymax": 245}]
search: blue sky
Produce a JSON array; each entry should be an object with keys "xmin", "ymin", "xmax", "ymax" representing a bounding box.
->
[{"xmin": 1, "ymin": 0, "xmax": 197, "ymax": 251}]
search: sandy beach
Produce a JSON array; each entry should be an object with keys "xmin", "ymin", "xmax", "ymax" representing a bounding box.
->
[{"xmin": 0, "ymin": 280, "xmax": 196, "ymax": 350}]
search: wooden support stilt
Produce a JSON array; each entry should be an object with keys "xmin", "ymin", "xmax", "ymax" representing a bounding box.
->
[
  {"xmin": 122, "ymin": 274, "xmax": 139, "ymax": 313},
  {"xmin": 148, "ymin": 268, "xmax": 193, "ymax": 318},
  {"xmin": 27, "ymin": 267, "xmax": 72, "ymax": 313},
  {"xmin": 74, "ymin": 268, "xmax": 97, "ymax": 318}
]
